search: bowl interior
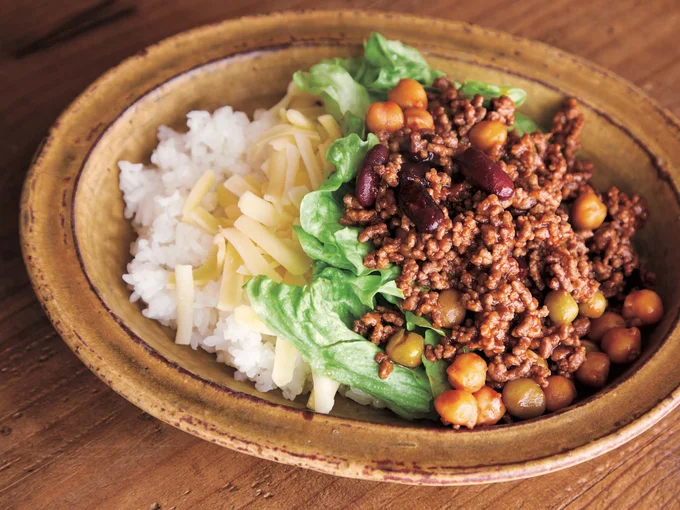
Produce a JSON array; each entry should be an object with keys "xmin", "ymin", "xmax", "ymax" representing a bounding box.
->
[{"xmin": 74, "ymin": 43, "xmax": 680, "ymax": 424}]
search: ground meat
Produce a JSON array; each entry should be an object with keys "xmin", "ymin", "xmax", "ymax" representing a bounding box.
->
[
  {"xmin": 375, "ymin": 352, "xmax": 394, "ymax": 379},
  {"xmin": 353, "ymin": 306, "xmax": 405, "ymax": 345},
  {"xmin": 343, "ymin": 79, "xmax": 653, "ymax": 410},
  {"xmin": 587, "ymin": 187, "xmax": 647, "ymax": 298}
]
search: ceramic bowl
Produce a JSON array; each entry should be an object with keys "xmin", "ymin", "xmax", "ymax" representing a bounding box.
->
[{"xmin": 20, "ymin": 10, "xmax": 680, "ymax": 485}]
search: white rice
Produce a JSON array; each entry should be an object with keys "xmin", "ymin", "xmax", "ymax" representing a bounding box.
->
[
  {"xmin": 119, "ymin": 105, "xmax": 375, "ymax": 407},
  {"xmin": 119, "ymin": 106, "xmax": 314, "ymax": 400}
]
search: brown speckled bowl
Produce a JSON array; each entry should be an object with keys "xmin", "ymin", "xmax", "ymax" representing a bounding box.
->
[{"xmin": 20, "ymin": 11, "xmax": 680, "ymax": 485}]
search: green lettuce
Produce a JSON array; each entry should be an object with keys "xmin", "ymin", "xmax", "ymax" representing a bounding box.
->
[
  {"xmin": 293, "ymin": 61, "xmax": 371, "ymax": 125},
  {"xmin": 296, "ymin": 133, "xmax": 379, "ymax": 275},
  {"xmin": 246, "ymin": 34, "xmax": 547, "ymax": 420},
  {"xmin": 351, "ymin": 33, "xmax": 444, "ymax": 94},
  {"xmin": 458, "ymin": 80, "xmax": 540, "ymax": 136},
  {"xmin": 511, "ymin": 111, "xmax": 541, "ymax": 136},
  {"xmin": 245, "ymin": 269, "xmax": 432, "ymax": 418},
  {"xmin": 460, "ymin": 79, "xmax": 527, "ymax": 106},
  {"xmin": 293, "ymin": 33, "xmax": 442, "ymax": 135},
  {"xmin": 423, "ymin": 330, "xmax": 450, "ymax": 398}
]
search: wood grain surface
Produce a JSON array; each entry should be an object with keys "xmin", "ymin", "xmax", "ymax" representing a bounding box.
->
[{"xmin": 2, "ymin": 1, "xmax": 680, "ymax": 508}]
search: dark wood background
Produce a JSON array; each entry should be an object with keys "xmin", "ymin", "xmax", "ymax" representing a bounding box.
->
[{"xmin": 2, "ymin": 1, "xmax": 680, "ymax": 508}]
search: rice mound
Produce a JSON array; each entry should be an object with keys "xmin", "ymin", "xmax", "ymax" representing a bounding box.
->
[{"xmin": 118, "ymin": 106, "xmax": 312, "ymax": 400}]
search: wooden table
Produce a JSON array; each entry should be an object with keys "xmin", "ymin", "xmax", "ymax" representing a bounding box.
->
[{"xmin": 2, "ymin": 1, "xmax": 680, "ymax": 508}]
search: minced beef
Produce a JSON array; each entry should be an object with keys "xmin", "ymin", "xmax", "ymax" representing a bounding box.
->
[{"xmin": 345, "ymin": 78, "xmax": 650, "ymax": 390}]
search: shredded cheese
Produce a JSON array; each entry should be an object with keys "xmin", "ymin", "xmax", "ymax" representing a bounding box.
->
[
  {"xmin": 294, "ymin": 132, "xmax": 324, "ymax": 190},
  {"xmin": 221, "ymin": 228, "xmax": 282, "ymax": 282},
  {"xmin": 307, "ymin": 373, "xmax": 341, "ymax": 414},
  {"xmin": 234, "ymin": 305, "xmax": 275, "ymax": 335},
  {"xmin": 217, "ymin": 185, "xmax": 239, "ymax": 208},
  {"xmin": 170, "ymin": 81, "xmax": 341, "ymax": 354},
  {"xmin": 272, "ymin": 338, "xmax": 299, "ymax": 387},
  {"xmin": 238, "ymin": 191, "xmax": 293, "ymax": 229},
  {"xmin": 174, "ymin": 265, "xmax": 194, "ymax": 345},
  {"xmin": 189, "ymin": 207, "xmax": 220, "ymax": 234},
  {"xmin": 217, "ymin": 244, "xmax": 244, "ymax": 311},
  {"xmin": 286, "ymin": 109, "xmax": 316, "ymax": 130},
  {"xmin": 182, "ymin": 170, "xmax": 215, "ymax": 218},
  {"xmin": 234, "ymin": 216, "xmax": 311, "ymax": 276},
  {"xmin": 224, "ymin": 174, "xmax": 259, "ymax": 197}
]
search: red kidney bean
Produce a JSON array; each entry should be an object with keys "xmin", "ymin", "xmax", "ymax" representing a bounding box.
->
[
  {"xmin": 456, "ymin": 147, "xmax": 514, "ymax": 199},
  {"xmin": 517, "ymin": 256, "xmax": 528, "ymax": 280},
  {"xmin": 365, "ymin": 144, "xmax": 389, "ymax": 167},
  {"xmin": 356, "ymin": 167, "xmax": 380, "ymax": 207},
  {"xmin": 399, "ymin": 160, "xmax": 429, "ymax": 184},
  {"xmin": 398, "ymin": 180, "xmax": 444, "ymax": 233},
  {"xmin": 355, "ymin": 144, "xmax": 389, "ymax": 207},
  {"xmin": 406, "ymin": 151, "xmax": 435, "ymax": 163}
]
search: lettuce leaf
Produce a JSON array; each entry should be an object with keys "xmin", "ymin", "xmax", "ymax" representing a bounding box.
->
[
  {"xmin": 404, "ymin": 312, "xmax": 446, "ymax": 336},
  {"xmin": 293, "ymin": 33, "xmax": 442, "ymax": 135},
  {"xmin": 423, "ymin": 330, "xmax": 451, "ymax": 398},
  {"xmin": 352, "ymin": 33, "xmax": 444, "ymax": 94},
  {"xmin": 245, "ymin": 270, "xmax": 433, "ymax": 419},
  {"xmin": 511, "ymin": 111, "xmax": 541, "ymax": 136},
  {"xmin": 460, "ymin": 80, "xmax": 527, "ymax": 107},
  {"xmin": 293, "ymin": 61, "xmax": 371, "ymax": 125},
  {"xmin": 297, "ymin": 133, "xmax": 379, "ymax": 275},
  {"xmin": 458, "ymin": 81, "xmax": 539, "ymax": 136}
]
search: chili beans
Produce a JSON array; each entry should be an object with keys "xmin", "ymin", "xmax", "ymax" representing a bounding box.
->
[
  {"xmin": 576, "ymin": 352, "xmax": 610, "ymax": 387},
  {"xmin": 622, "ymin": 289, "xmax": 663, "ymax": 326},
  {"xmin": 434, "ymin": 389, "xmax": 478, "ymax": 429},
  {"xmin": 446, "ymin": 352, "xmax": 487, "ymax": 393},
  {"xmin": 397, "ymin": 180, "xmax": 444, "ymax": 233},
  {"xmin": 502, "ymin": 379, "xmax": 546, "ymax": 419},
  {"xmin": 571, "ymin": 191, "xmax": 607, "ymax": 230},
  {"xmin": 388, "ymin": 78, "xmax": 428, "ymax": 109},
  {"xmin": 366, "ymin": 101, "xmax": 404, "ymax": 133},
  {"xmin": 403, "ymin": 107, "xmax": 434, "ymax": 131},
  {"xmin": 544, "ymin": 376, "xmax": 577, "ymax": 412},
  {"xmin": 469, "ymin": 120, "xmax": 508, "ymax": 152},
  {"xmin": 474, "ymin": 386, "xmax": 506, "ymax": 425},
  {"xmin": 456, "ymin": 147, "xmax": 514, "ymax": 199},
  {"xmin": 588, "ymin": 312, "xmax": 626, "ymax": 342},
  {"xmin": 545, "ymin": 289, "xmax": 579, "ymax": 325},
  {"xmin": 355, "ymin": 144, "xmax": 389, "ymax": 207},
  {"xmin": 601, "ymin": 327, "xmax": 641, "ymax": 363},
  {"xmin": 579, "ymin": 291, "xmax": 607, "ymax": 319},
  {"xmin": 399, "ymin": 160, "xmax": 429, "ymax": 183},
  {"xmin": 386, "ymin": 329, "xmax": 425, "ymax": 368}
]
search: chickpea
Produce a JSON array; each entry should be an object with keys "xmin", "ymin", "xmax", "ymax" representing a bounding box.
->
[
  {"xmin": 601, "ymin": 327, "xmax": 642, "ymax": 364},
  {"xmin": 474, "ymin": 386, "xmax": 506, "ymax": 425},
  {"xmin": 387, "ymin": 78, "xmax": 428, "ymax": 109},
  {"xmin": 386, "ymin": 330, "xmax": 425, "ymax": 368},
  {"xmin": 366, "ymin": 101, "xmax": 404, "ymax": 133},
  {"xmin": 544, "ymin": 375, "xmax": 577, "ymax": 412},
  {"xmin": 579, "ymin": 291, "xmax": 607, "ymax": 319},
  {"xmin": 588, "ymin": 312, "xmax": 626, "ymax": 342},
  {"xmin": 468, "ymin": 120, "xmax": 508, "ymax": 152},
  {"xmin": 571, "ymin": 191, "xmax": 607, "ymax": 230},
  {"xmin": 403, "ymin": 107, "xmax": 434, "ymax": 131},
  {"xmin": 438, "ymin": 289, "xmax": 466, "ymax": 328},
  {"xmin": 434, "ymin": 389, "xmax": 478, "ymax": 429},
  {"xmin": 447, "ymin": 352, "xmax": 488, "ymax": 393},
  {"xmin": 545, "ymin": 289, "xmax": 579, "ymax": 325},
  {"xmin": 581, "ymin": 340, "xmax": 602, "ymax": 355},
  {"xmin": 502, "ymin": 378, "xmax": 546, "ymax": 420},
  {"xmin": 623, "ymin": 289, "xmax": 664, "ymax": 326},
  {"xmin": 575, "ymin": 351, "xmax": 610, "ymax": 387},
  {"xmin": 526, "ymin": 349, "xmax": 548, "ymax": 369}
]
